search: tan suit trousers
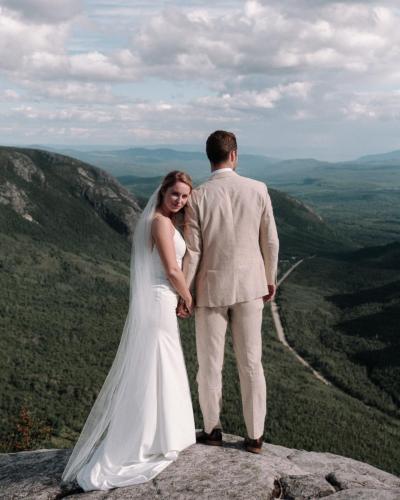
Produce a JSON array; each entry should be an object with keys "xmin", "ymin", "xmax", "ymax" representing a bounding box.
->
[{"xmin": 195, "ymin": 298, "xmax": 266, "ymax": 439}]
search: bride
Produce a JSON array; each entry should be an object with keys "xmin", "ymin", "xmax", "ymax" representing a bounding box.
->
[{"xmin": 61, "ymin": 171, "xmax": 196, "ymax": 491}]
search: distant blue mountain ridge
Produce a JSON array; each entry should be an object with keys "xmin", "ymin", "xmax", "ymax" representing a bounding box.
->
[{"xmin": 357, "ymin": 149, "xmax": 400, "ymax": 163}]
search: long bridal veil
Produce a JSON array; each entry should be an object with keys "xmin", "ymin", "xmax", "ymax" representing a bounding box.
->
[{"xmin": 61, "ymin": 185, "xmax": 161, "ymax": 485}]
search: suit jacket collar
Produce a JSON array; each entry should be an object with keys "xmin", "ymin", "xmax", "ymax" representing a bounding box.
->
[{"xmin": 208, "ymin": 170, "xmax": 238, "ymax": 180}]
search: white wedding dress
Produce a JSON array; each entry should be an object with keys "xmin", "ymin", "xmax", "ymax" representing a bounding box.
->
[{"xmin": 62, "ymin": 224, "xmax": 196, "ymax": 491}]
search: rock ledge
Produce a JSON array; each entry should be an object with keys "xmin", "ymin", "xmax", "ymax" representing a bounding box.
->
[{"xmin": 0, "ymin": 434, "xmax": 399, "ymax": 499}]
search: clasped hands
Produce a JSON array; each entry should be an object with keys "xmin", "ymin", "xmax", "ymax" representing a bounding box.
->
[{"xmin": 176, "ymin": 297, "xmax": 194, "ymax": 319}]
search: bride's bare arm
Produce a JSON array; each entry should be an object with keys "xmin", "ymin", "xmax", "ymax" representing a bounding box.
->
[{"xmin": 151, "ymin": 216, "xmax": 192, "ymax": 310}]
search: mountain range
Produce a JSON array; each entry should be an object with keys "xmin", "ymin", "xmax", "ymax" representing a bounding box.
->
[
  {"xmin": 0, "ymin": 146, "xmax": 399, "ymax": 477},
  {"xmin": 357, "ymin": 149, "xmax": 400, "ymax": 163},
  {"xmin": 45, "ymin": 145, "xmax": 400, "ymax": 247},
  {"xmin": 0, "ymin": 146, "xmax": 344, "ymax": 258}
]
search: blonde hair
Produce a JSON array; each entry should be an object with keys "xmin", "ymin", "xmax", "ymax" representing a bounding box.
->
[{"xmin": 156, "ymin": 170, "xmax": 193, "ymax": 228}]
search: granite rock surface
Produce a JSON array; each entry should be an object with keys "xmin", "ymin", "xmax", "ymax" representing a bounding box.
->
[{"xmin": 1, "ymin": 434, "xmax": 399, "ymax": 499}]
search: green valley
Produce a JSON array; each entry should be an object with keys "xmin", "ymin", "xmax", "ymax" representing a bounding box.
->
[{"xmin": 0, "ymin": 146, "xmax": 399, "ymax": 478}]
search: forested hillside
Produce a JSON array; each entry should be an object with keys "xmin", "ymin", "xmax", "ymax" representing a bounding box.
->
[
  {"xmin": 277, "ymin": 244, "xmax": 400, "ymax": 417},
  {"xmin": 0, "ymin": 147, "xmax": 399, "ymax": 476}
]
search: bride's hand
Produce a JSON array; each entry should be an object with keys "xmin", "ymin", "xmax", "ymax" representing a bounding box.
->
[{"xmin": 176, "ymin": 297, "xmax": 192, "ymax": 318}]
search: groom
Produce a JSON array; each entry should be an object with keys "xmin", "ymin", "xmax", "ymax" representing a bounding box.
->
[{"xmin": 179, "ymin": 130, "xmax": 279, "ymax": 453}]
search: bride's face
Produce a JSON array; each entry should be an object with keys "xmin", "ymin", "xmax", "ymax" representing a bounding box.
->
[{"xmin": 162, "ymin": 181, "xmax": 191, "ymax": 214}]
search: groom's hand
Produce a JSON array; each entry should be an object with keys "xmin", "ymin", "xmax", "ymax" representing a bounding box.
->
[{"xmin": 263, "ymin": 284, "xmax": 276, "ymax": 303}]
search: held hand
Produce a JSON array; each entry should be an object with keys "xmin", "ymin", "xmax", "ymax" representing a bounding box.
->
[
  {"xmin": 176, "ymin": 298, "xmax": 186, "ymax": 318},
  {"xmin": 176, "ymin": 303, "xmax": 191, "ymax": 318},
  {"xmin": 176, "ymin": 297, "xmax": 193, "ymax": 318},
  {"xmin": 263, "ymin": 284, "xmax": 276, "ymax": 303}
]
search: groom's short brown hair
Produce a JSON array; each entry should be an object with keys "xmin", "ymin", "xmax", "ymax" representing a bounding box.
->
[{"xmin": 206, "ymin": 130, "xmax": 237, "ymax": 165}]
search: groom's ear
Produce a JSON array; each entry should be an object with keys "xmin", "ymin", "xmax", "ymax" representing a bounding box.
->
[{"xmin": 229, "ymin": 149, "xmax": 237, "ymax": 161}]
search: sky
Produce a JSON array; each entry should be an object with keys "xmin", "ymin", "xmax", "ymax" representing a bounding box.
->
[{"xmin": 1, "ymin": 0, "xmax": 400, "ymax": 160}]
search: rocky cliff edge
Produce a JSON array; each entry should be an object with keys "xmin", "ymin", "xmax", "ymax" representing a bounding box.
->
[{"xmin": 1, "ymin": 434, "xmax": 399, "ymax": 499}]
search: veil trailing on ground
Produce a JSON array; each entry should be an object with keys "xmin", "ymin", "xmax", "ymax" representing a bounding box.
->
[{"xmin": 61, "ymin": 185, "xmax": 162, "ymax": 485}]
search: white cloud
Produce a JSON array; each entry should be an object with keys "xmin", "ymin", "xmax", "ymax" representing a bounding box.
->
[
  {"xmin": 1, "ymin": 88, "xmax": 19, "ymax": 100},
  {"xmin": 128, "ymin": 1, "xmax": 400, "ymax": 81},
  {"xmin": 0, "ymin": 8, "xmax": 67, "ymax": 69},
  {"xmin": 2, "ymin": 1, "xmax": 400, "ymax": 88},
  {"xmin": 342, "ymin": 91, "xmax": 400, "ymax": 120},
  {"xmin": 68, "ymin": 52, "xmax": 125, "ymax": 80},
  {"xmin": 1, "ymin": 0, "xmax": 400, "ymax": 158},
  {"xmin": 197, "ymin": 82, "xmax": 313, "ymax": 114},
  {"xmin": 0, "ymin": 0, "xmax": 82, "ymax": 23},
  {"xmin": 24, "ymin": 81, "xmax": 117, "ymax": 103}
]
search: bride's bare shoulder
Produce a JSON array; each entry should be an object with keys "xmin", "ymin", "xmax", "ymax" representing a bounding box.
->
[{"xmin": 152, "ymin": 213, "xmax": 174, "ymax": 236}]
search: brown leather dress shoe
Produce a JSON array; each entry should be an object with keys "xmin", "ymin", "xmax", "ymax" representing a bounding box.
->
[
  {"xmin": 196, "ymin": 428, "xmax": 223, "ymax": 446},
  {"xmin": 244, "ymin": 435, "xmax": 263, "ymax": 454}
]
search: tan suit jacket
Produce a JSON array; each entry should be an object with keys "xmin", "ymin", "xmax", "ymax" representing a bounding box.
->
[{"xmin": 183, "ymin": 170, "xmax": 279, "ymax": 307}]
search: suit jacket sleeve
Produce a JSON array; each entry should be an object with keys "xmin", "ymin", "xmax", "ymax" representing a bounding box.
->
[
  {"xmin": 183, "ymin": 192, "xmax": 202, "ymax": 295},
  {"xmin": 259, "ymin": 184, "xmax": 279, "ymax": 285}
]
